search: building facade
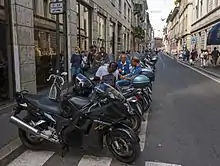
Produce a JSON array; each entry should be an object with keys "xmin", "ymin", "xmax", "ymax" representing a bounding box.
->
[
  {"xmin": 165, "ymin": 6, "xmax": 180, "ymax": 54},
  {"xmin": 191, "ymin": 0, "xmax": 220, "ymax": 52},
  {"xmin": 0, "ymin": 0, "xmax": 153, "ymax": 104},
  {"xmin": 132, "ymin": 0, "xmax": 152, "ymax": 51},
  {"xmin": 178, "ymin": 0, "xmax": 193, "ymax": 50},
  {"xmin": 165, "ymin": 0, "xmax": 220, "ymax": 55}
]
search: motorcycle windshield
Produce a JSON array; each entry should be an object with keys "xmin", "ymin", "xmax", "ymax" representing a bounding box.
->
[
  {"xmin": 95, "ymin": 83, "xmax": 125, "ymax": 101},
  {"xmin": 76, "ymin": 73, "xmax": 93, "ymax": 87}
]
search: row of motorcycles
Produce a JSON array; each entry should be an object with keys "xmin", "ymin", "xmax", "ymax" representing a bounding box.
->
[{"xmin": 9, "ymin": 52, "xmax": 158, "ymax": 164}]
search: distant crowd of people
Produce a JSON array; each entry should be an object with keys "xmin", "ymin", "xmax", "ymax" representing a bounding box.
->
[{"xmin": 175, "ymin": 47, "xmax": 220, "ymax": 68}]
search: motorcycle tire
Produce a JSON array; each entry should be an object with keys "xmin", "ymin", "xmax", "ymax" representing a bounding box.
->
[
  {"xmin": 106, "ymin": 130, "xmax": 140, "ymax": 164},
  {"xmin": 18, "ymin": 115, "xmax": 44, "ymax": 150}
]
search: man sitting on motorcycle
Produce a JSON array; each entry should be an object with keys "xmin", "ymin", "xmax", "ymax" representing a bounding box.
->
[
  {"xmin": 116, "ymin": 56, "xmax": 142, "ymax": 87},
  {"xmin": 94, "ymin": 62, "xmax": 119, "ymax": 87},
  {"xmin": 117, "ymin": 52, "xmax": 131, "ymax": 76}
]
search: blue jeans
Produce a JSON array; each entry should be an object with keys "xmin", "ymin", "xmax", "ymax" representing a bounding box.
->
[
  {"xmin": 71, "ymin": 67, "xmax": 81, "ymax": 76},
  {"xmin": 116, "ymin": 79, "xmax": 131, "ymax": 87}
]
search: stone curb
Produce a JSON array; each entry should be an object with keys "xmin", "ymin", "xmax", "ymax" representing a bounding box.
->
[{"xmin": 0, "ymin": 138, "xmax": 26, "ymax": 166}]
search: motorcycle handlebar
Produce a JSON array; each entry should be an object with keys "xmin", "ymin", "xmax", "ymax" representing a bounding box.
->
[{"xmin": 46, "ymin": 74, "xmax": 65, "ymax": 86}]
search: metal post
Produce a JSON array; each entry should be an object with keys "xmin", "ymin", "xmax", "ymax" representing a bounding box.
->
[
  {"xmin": 5, "ymin": 0, "xmax": 14, "ymax": 99},
  {"xmin": 55, "ymin": 14, "xmax": 60, "ymax": 72},
  {"xmin": 63, "ymin": 0, "xmax": 68, "ymax": 77}
]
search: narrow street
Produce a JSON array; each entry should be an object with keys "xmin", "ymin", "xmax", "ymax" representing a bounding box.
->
[
  {"xmin": 144, "ymin": 53, "xmax": 220, "ymax": 166},
  {"xmin": 6, "ymin": 53, "xmax": 220, "ymax": 166}
]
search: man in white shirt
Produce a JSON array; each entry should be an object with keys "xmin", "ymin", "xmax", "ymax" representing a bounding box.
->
[{"xmin": 95, "ymin": 62, "xmax": 119, "ymax": 86}]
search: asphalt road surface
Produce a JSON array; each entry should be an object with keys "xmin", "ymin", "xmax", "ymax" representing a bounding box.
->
[{"xmin": 7, "ymin": 53, "xmax": 220, "ymax": 166}]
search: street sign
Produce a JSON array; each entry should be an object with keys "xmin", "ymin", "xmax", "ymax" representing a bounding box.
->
[{"xmin": 49, "ymin": 1, "xmax": 64, "ymax": 14}]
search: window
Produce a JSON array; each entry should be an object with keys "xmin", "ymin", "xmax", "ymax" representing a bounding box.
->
[
  {"xmin": 215, "ymin": 0, "xmax": 218, "ymax": 7},
  {"xmin": 111, "ymin": 0, "xmax": 116, "ymax": 6},
  {"xmin": 128, "ymin": 8, "xmax": 130, "ymax": 22},
  {"xmin": 196, "ymin": 5, "xmax": 199, "ymax": 19},
  {"xmin": 76, "ymin": 3, "xmax": 90, "ymax": 50},
  {"xmin": 43, "ymin": 0, "xmax": 48, "ymax": 17},
  {"xmin": 97, "ymin": 15, "xmax": 106, "ymax": 48},
  {"xmin": 33, "ymin": 0, "xmax": 37, "ymax": 14},
  {"xmin": 124, "ymin": 2, "xmax": 126, "ymax": 19},
  {"xmin": 207, "ymin": 0, "xmax": 209, "ymax": 12},
  {"xmin": 200, "ymin": 0, "xmax": 203, "ymax": 17},
  {"xmin": 119, "ymin": 0, "xmax": 122, "ymax": 13}
]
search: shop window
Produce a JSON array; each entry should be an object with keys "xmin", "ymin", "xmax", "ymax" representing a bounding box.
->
[{"xmin": 34, "ymin": 29, "xmax": 59, "ymax": 90}]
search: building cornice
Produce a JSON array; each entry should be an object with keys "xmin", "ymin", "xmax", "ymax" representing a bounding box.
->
[
  {"xmin": 191, "ymin": 17, "xmax": 220, "ymax": 33},
  {"xmin": 192, "ymin": 5, "xmax": 220, "ymax": 26}
]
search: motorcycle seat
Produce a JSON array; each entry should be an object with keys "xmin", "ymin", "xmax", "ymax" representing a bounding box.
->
[
  {"xmin": 69, "ymin": 96, "xmax": 90, "ymax": 108},
  {"xmin": 24, "ymin": 94, "xmax": 61, "ymax": 115}
]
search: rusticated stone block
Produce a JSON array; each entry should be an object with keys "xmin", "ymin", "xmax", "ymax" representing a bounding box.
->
[
  {"xmin": 15, "ymin": 5, "xmax": 33, "ymax": 27},
  {"xmin": 17, "ymin": 26, "xmax": 34, "ymax": 46},
  {"xmin": 68, "ymin": 10, "xmax": 77, "ymax": 24},
  {"xmin": 20, "ymin": 63, "xmax": 36, "ymax": 84},
  {"xmin": 12, "ymin": 0, "xmax": 33, "ymax": 9},
  {"xmin": 21, "ymin": 80, "xmax": 37, "ymax": 94},
  {"xmin": 19, "ymin": 45, "xmax": 35, "ymax": 64}
]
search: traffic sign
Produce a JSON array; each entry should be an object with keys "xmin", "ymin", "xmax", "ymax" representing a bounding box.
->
[{"xmin": 49, "ymin": 1, "xmax": 64, "ymax": 14}]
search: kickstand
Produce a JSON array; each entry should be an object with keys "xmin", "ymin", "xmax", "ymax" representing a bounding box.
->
[{"xmin": 60, "ymin": 144, "xmax": 69, "ymax": 157}]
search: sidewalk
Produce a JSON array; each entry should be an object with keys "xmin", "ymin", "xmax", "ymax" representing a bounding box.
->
[{"xmin": 179, "ymin": 59, "xmax": 220, "ymax": 78}]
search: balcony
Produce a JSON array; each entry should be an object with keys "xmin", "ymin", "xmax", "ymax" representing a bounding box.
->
[
  {"xmin": 134, "ymin": 4, "xmax": 143, "ymax": 15},
  {"xmin": 133, "ymin": 26, "xmax": 145, "ymax": 39}
]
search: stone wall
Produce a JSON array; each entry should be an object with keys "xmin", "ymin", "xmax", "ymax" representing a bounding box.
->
[
  {"xmin": 11, "ymin": 0, "xmax": 36, "ymax": 93},
  {"xmin": 66, "ymin": 0, "xmax": 78, "ymax": 81}
]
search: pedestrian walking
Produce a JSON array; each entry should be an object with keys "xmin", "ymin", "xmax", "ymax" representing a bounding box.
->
[
  {"xmin": 189, "ymin": 48, "xmax": 198, "ymax": 65},
  {"xmin": 71, "ymin": 47, "xmax": 82, "ymax": 86},
  {"xmin": 88, "ymin": 45, "xmax": 97, "ymax": 68},
  {"xmin": 211, "ymin": 47, "xmax": 220, "ymax": 67},
  {"xmin": 95, "ymin": 47, "xmax": 109, "ymax": 66}
]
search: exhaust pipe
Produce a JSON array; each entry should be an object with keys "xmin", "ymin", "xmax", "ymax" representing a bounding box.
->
[
  {"xmin": 10, "ymin": 116, "xmax": 39, "ymax": 135},
  {"xmin": 10, "ymin": 116, "xmax": 59, "ymax": 143}
]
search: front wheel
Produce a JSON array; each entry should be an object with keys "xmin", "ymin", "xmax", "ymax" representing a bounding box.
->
[{"xmin": 106, "ymin": 130, "xmax": 140, "ymax": 164}]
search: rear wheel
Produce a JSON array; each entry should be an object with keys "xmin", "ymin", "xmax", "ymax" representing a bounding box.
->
[{"xmin": 18, "ymin": 115, "xmax": 44, "ymax": 150}]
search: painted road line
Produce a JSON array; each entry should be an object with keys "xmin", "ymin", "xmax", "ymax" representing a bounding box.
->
[
  {"xmin": 139, "ymin": 113, "xmax": 149, "ymax": 152},
  {"xmin": 77, "ymin": 155, "xmax": 112, "ymax": 166},
  {"xmin": 177, "ymin": 60, "xmax": 220, "ymax": 84},
  {"xmin": 145, "ymin": 161, "xmax": 181, "ymax": 166},
  {"xmin": 7, "ymin": 150, "xmax": 54, "ymax": 166}
]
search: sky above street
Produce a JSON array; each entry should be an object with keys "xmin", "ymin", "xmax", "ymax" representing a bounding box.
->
[{"xmin": 148, "ymin": 0, "xmax": 174, "ymax": 38}]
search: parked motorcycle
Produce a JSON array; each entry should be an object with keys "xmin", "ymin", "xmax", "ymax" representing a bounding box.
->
[
  {"xmin": 73, "ymin": 73, "xmax": 149, "ymax": 131},
  {"xmin": 10, "ymin": 79, "xmax": 141, "ymax": 163}
]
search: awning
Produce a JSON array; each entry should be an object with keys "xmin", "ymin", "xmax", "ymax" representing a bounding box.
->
[{"xmin": 207, "ymin": 22, "xmax": 220, "ymax": 45}]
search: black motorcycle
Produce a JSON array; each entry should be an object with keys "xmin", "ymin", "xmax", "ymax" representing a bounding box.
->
[
  {"xmin": 10, "ymin": 83, "xmax": 140, "ymax": 163},
  {"xmin": 73, "ymin": 73, "xmax": 144, "ymax": 132}
]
